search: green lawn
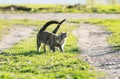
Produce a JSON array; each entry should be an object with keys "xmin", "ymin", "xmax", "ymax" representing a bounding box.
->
[
  {"xmin": 0, "ymin": 4, "xmax": 120, "ymax": 13},
  {"xmin": 0, "ymin": 19, "xmax": 99, "ymax": 79}
]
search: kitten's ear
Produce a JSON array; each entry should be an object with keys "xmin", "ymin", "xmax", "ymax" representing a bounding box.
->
[{"xmin": 59, "ymin": 31, "xmax": 62, "ymax": 35}]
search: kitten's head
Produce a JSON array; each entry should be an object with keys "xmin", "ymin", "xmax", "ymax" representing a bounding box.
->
[
  {"xmin": 55, "ymin": 32, "xmax": 67, "ymax": 44},
  {"xmin": 59, "ymin": 32, "xmax": 67, "ymax": 39}
]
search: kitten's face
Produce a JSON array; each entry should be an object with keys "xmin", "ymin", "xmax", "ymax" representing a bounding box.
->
[
  {"xmin": 55, "ymin": 32, "xmax": 67, "ymax": 44},
  {"xmin": 60, "ymin": 32, "xmax": 67, "ymax": 38}
]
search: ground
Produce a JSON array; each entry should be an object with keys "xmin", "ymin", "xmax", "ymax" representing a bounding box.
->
[
  {"xmin": 0, "ymin": 26, "xmax": 35, "ymax": 53},
  {"xmin": 0, "ymin": 13, "xmax": 120, "ymax": 79},
  {"xmin": 0, "ymin": 13, "xmax": 120, "ymax": 20},
  {"xmin": 73, "ymin": 23, "xmax": 120, "ymax": 79}
]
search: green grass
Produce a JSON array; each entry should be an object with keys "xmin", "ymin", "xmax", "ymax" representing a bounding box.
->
[
  {"xmin": 0, "ymin": 20, "xmax": 14, "ymax": 40},
  {"xmin": 81, "ymin": 4, "xmax": 120, "ymax": 13},
  {"xmin": 0, "ymin": 4, "xmax": 120, "ymax": 13},
  {"xmin": 0, "ymin": 19, "xmax": 100, "ymax": 79}
]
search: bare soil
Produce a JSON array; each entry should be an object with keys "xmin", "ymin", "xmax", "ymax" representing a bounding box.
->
[
  {"xmin": 0, "ymin": 25, "xmax": 35, "ymax": 53},
  {"xmin": 73, "ymin": 23, "xmax": 120, "ymax": 79},
  {"xmin": 0, "ymin": 13, "xmax": 120, "ymax": 20}
]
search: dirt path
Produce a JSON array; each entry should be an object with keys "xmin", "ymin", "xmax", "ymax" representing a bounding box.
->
[
  {"xmin": 0, "ymin": 13, "xmax": 120, "ymax": 20},
  {"xmin": 73, "ymin": 23, "xmax": 120, "ymax": 79},
  {"xmin": 0, "ymin": 26, "xmax": 35, "ymax": 53}
]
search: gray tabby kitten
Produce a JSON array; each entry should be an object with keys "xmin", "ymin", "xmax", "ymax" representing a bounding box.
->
[{"xmin": 37, "ymin": 19, "xmax": 67, "ymax": 53}]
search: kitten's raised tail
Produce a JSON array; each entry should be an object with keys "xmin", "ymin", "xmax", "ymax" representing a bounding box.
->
[
  {"xmin": 38, "ymin": 20, "xmax": 59, "ymax": 34},
  {"xmin": 52, "ymin": 19, "xmax": 66, "ymax": 34},
  {"xmin": 59, "ymin": 19, "xmax": 66, "ymax": 24}
]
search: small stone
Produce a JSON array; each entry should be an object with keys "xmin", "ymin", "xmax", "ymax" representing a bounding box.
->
[
  {"xmin": 118, "ymin": 64, "xmax": 120, "ymax": 67},
  {"xmin": 108, "ymin": 66, "xmax": 112, "ymax": 69}
]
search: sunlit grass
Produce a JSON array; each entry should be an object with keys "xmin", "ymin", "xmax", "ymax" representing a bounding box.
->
[
  {"xmin": 0, "ymin": 19, "xmax": 100, "ymax": 79},
  {"xmin": 96, "ymin": 4, "xmax": 120, "ymax": 13},
  {"xmin": 0, "ymin": 4, "xmax": 120, "ymax": 13}
]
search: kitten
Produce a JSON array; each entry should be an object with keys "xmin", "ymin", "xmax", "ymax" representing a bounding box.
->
[{"xmin": 37, "ymin": 19, "xmax": 67, "ymax": 53}]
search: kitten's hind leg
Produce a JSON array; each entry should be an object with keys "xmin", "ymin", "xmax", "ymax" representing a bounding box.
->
[
  {"xmin": 43, "ymin": 44, "xmax": 46, "ymax": 52},
  {"xmin": 37, "ymin": 42, "xmax": 41, "ymax": 53},
  {"xmin": 50, "ymin": 46, "xmax": 56, "ymax": 52},
  {"xmin": 52, "ymin": 47, "xmax": 56, "ymax": 52},
  {"xmin": 59, "ymin": 46, "xmax": 64, "ymax": 52}
]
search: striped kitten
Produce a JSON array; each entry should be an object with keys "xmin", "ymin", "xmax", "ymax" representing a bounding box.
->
[{"xmin": 37, "ymin": 19, "xmax": 67, "ymax": 53}]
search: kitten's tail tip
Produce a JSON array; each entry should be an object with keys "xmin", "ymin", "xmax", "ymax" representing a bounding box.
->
[
  {"xmin": 63, "ymin": 19, "xmax": 66, "ymax": 21},
  {"xmin": 60, "ymin": 19, "xmax": 66, "ymax": 24}
]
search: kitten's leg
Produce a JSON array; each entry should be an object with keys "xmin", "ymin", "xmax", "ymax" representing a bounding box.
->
[
  {"xmin": 52, "ymin": 47, "xmax": 56, "ymax": 52},
  {"xmin": 49, "ymin": 46, "xmax": 52, "ymax": 52},
  {"xmin": 50, "ymin": 46, "xmax": 55, "ymax": 52},
  {"xmin": 37, "ymin": 41, "xmax": 41, "ymax": 53},
  {"xmin": 59, "ymin": 46, "xmax": 64, "ymax": 52},
  {"xmin": 43, "ymin": 44, "xmax": 46, "ymax": 52}
]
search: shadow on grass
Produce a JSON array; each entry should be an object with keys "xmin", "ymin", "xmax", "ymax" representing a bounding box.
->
[
  {"xmin": 1, "ymin": 48, "xmax": 80, "ymax": 56},
  {"xmin": 113, "ymin": 45, "xmax": 120, "ymax": 50},
  {"xmin": 0, "ymin": 45, "xmax": 80, "ymax": 56},
  {"xmin": 66, "ymin": 47, "xmax": 80, "ymax": 54},
  {"xmin": 0, "ymin": 50, "xmax": 45, "ymax": 56}
]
